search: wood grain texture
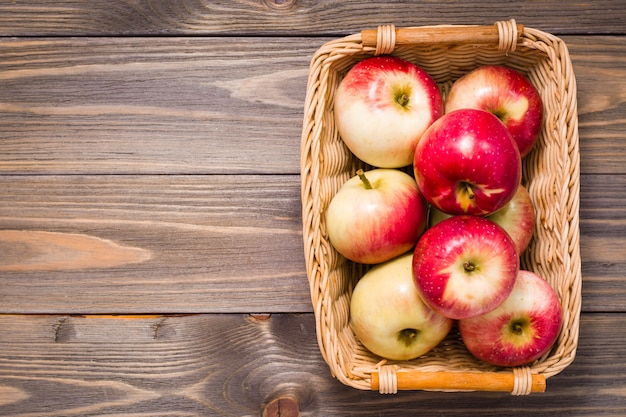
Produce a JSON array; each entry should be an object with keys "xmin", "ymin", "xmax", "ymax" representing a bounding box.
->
[
  {"xmin": 0, "ymin": 313, "xmax": 623, "ymax": 417},
  {"xmin": 0, "ymin": 36, "xmax": 624, "ymax": 175},
  {"xmin": 579, "ymin": 174, "xmax": 626, "ymax": 313},
  {"xmin": 0, "ymin": 175, "xmax": 309, "ymax": 313},
  {"xmin": 0, "ymin": 230, "xmax": 151, "ymax": 271},
  {"xmin": 0, "ymin": 0, "xmax": 624, "ymax": 36},
  {"xmin": 0, "ymin": 173, "xmax": 623, "ymax": 313},
  {"xmin": 0, "ymin": 37, "xmax": 311, "ymax": 175},
  {"xmin": 569, "ymin": 37, "xmax": 626, "ymax": 176}
]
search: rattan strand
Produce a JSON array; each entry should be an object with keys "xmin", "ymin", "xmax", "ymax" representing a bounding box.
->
[
  {"xmin": 512, "ymin": 367, "xmax": 533, "ymax": 396},
  {"xmin": 496, "ymin": 19, "xmax": 518, "ymax": 52},
  {"xmin": 374, "ymin": 24, "xmax": 396, "ymax": 56},
  {"xmin": 378, "ymin": 365, "xmax": 398, "ymax": 394}
]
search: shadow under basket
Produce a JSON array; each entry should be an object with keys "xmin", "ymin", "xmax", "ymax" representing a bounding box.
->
[{"xmin": 300, "ymin": 20, "xmax": 581, "ymax": 395}]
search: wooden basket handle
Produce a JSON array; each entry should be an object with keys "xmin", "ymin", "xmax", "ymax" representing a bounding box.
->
[
  {"xmin": 371, "ymin": 368, "xmax": 546, "ymax": 395},
  {"xmin": 361, "ymin": 20, "xmax": 524, "ymax": 55}
]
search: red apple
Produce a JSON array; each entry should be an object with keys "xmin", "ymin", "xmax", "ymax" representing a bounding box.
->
[
  {"xmin": 445, "ymin": 65, "xmax": 544, "ymax": 157},
  {"xmin": 413, "ymin": 108, "xmax": 522, "ymax": 216},
  {"xmin": 413, "ymin": 215, "xmax": 519, "ymax": 320},
  {"xmin": 429, "ymin": 185, "xmax": 535, "ymax": 255},
  {"xmin": 325, "ymin": 168, "xmax": 428, "ymax": 264},
  {"xmin": 350, "ymin": 252, "xmax": 453, "ymax": 360},
  {"xmin": 458, "ymin": 270, "xmax": 562, "ymax": 367},
  {"xmin": 334, "ymin": 55, "xmax": 443, "ymax": 168}
]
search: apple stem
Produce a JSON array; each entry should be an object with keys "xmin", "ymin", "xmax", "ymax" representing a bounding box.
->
[
  {"xmin": 490, "ymin": 107, "xmax": 507, "ymax": 122},
  {"xmin": 398, "ymin": 328, "xmax": 419, "ymax": 347},
  {"xmin": 463, "ymin": 261, "xmax": 475, "ymax": 272},
  {"xmin": 356, "ymin": 169, "xmax": 373, "ymax": 190},
  {"xmin": 397, "ymin": 93, "xmax": 410, "ymax": 107},
  {"xmin": 464, "ymin": 182, "xmax": 475, "ymax": 200}
]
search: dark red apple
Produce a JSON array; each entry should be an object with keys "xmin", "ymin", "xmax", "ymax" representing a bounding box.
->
[{"xmin": 414, "ymin": 108, "xmax": 522, "ymax": 216}]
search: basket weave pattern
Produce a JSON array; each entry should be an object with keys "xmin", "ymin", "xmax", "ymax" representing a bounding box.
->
[{"xmin": 300, "ymin": 20, "xmax": 581, "ymax": 395}]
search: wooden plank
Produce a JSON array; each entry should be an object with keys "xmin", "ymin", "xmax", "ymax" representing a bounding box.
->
[
  {"xmin": 0, "ymin": 37, "xmax": 312, "ymax": 175},
  {"xmin": 0, "ymin": 173, "xmax": 624, "ymax": 314},
  {"xmin": 0, "ymin": 1, "xmax": 624, "ymax": 36},
  {"xmin": 0, "ymin": 175, "xmax": 310, "ymax": 314},
  {"xmin": 579, "ymin": 174, "xmax": 626, "ymax": 312},
  {"xmin": 0, "ymin": 36, "xmax": 625, "ymax": 175},
  {"xmin": 0, "ymin": 313, "xmax": 623, "ymax": 416},
  {"xmin": 569, "ymin": 37, "xmax": 626, "ymax": 176}
]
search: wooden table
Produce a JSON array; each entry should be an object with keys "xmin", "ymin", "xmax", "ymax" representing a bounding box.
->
[{"xmin": 1, "ymin": 2, "xmax": 624, "ymax": 416}]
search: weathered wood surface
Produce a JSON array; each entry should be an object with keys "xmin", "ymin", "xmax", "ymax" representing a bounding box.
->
[
  {"xmin": 1, "ymin": 1, "xmax": 625, "ymax": 415},
  {"xmin": 0, "ymin": 0, "xmax": 624, "ymax": 36},
  {"xmin": 0, "ymin": 313, "xmax": 624, "ymax": 417},
  {"xmin": 0, "ymin": 175, "xmax": 309, "ymax": 313},
  {"xmin": 0, "ymin": 37, "xmax": 309, "ymax": 175}
]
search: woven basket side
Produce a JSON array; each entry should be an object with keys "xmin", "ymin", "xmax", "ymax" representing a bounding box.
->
[
  {"xmin": 518, "ymin": 27, "xmax": 582, "ymax": 378},
  {"xmin": 300, "ymin": 34, "xmax": 372, "ymax": 388}
]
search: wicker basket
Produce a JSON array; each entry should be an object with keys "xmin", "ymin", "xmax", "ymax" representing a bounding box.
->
[{"xmin": 300, "ymin": 19, "xmax": 581, "ymax": 395}]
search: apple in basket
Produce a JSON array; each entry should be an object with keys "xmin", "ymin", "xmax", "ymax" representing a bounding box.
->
[
  {"xmin": 413, "ymin": 108, "xmax": 522, "ymax": 216},
  {"xmin": 334, "ymin": 55, "xmax": 443, "ymax": 168},
  {"xmin": 325, "ymin": 168, "xmax": 428, "ymax": 264},
  {"xmin": 350, "ymin": 252, "xmax": 453, "ymax": 361},
  {"xmin": 430, "ymin": 184, "xmax": 536, "ymax": 255},
  {"xmin": 459, "ymin": 270, "xmax": 563, "ymax": 367},
  {"xmin": 413, "ymin": 215, "xmax": 519, "ymax": 320},
  {"xmin": 486, "ymin": 184, "xmax": 535, "ymax": 255},
  {"xmin": 445, "ymin": 65, "xmax": 544, "ymax": 157}
]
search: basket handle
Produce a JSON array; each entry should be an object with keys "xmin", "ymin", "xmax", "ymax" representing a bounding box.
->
[
  {"xmin": 371, "ymin": 368, "xmax": 546, "ymax": 395},
  {"xmin": 361, "ymin": 20, "xmax": 523, "ymax": 55}
]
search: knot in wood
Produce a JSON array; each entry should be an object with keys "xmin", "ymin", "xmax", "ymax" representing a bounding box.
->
[
  {"xmin": 262, "ymin": 396, "xmax": 300, "ymax": 417},
  {"xmin": 262, "ymin": 0, "xmax": 296, "ymax": 10}
]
